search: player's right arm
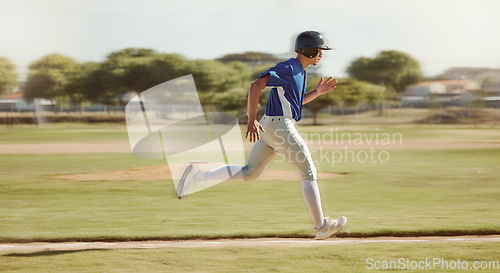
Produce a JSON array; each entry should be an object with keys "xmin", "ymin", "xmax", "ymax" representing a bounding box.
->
[{"xmin": 246, "ymin": 74, "xmax": 269, "ymax": 142}]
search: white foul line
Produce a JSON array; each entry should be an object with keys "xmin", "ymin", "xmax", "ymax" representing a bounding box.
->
[{"xmin": 1, "ymin": 236, "xmax": 499, "ymax": 252}]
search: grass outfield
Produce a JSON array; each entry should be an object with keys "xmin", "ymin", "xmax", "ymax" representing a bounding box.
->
[
  {"xmin": 1, "ymin": 123, "xmax": 499, "ymax": 272},
  {"xmin": 1, "ymin": 242, "xmax": 499, "ymax": 272},
  {"xmin": 2, "ymin": 121, "xmax": 500, "ymax": 143},
  {"xmin": 0, "ymin": 123, "xmax": 128, "ymax": 144},
  {"xmin": 0, "ymin": 123, "xmax": 499, "ymax": 241}
]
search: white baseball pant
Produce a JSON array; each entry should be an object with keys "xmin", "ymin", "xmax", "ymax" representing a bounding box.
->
[{"xmin": 200, "ymin": 115, "xmax": 325, "ymax": 227}]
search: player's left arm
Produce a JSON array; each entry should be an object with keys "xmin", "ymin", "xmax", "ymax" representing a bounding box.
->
[{"xmin": 302, "ymin": 77, "xmax": 337, "ymax": 105}]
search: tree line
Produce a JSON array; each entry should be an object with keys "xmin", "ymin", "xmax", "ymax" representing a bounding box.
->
[{"xmin": 0, "ymin": 49, "xmax": 423, "ymax": 122}]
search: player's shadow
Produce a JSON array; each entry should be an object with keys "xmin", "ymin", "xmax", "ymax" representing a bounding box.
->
[{"xmin": 2, "ymin": 249, "xmax": 108, "ymax": 257}]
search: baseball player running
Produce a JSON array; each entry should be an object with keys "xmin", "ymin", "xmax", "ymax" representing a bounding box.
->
[{"xmin": 177, "ymin": 31, "xmax": 347, "ymax": 240}]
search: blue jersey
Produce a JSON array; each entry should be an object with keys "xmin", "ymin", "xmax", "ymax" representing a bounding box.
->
[{"xmin": 258, "ymin": 58, "xmax": 307, "ymax": 122}]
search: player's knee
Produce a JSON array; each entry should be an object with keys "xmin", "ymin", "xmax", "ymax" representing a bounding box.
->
[
  {"xmin": 242, "ymin": 165, "xmax": 262, "ymax": 181},
  {"xmin": 301, "ymin": 165, "xmax": 317, "ymax": 181}
]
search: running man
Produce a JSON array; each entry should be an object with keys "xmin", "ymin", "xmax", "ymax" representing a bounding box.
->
[{"xmin": 177, "ymin": 31, "xmax": 347, "ymax": 240}]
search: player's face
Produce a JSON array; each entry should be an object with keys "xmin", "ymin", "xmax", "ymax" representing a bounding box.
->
[{"xmin": 313, "ymin": 49, "xmax": 323, "ymax": 66}]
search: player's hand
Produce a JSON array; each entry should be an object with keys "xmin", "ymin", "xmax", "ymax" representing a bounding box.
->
[
  {"xmin": 316, "ymin": 77, "xmax": 337, "ymax": 95},
  {"xmin": 246, "ymin": 119, "xmax": 265, "ymax": 143}
]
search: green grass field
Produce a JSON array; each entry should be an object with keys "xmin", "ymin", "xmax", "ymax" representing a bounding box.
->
[
  {"xmin": 1, "ymin": 121, "xmax": 499, "ymax": 272},
  {"xmin": 0, "ymin": 122, "xmax": 128, "ymax": 144},
  {"xmin": 0, "ymin": 149, "xmax": 499, "ymax": 241},
  {"xmin": 1, "ymin": 242, "xmax": 499, "ymax": 272}
]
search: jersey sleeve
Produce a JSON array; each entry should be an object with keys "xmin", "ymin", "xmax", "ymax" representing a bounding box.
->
[{"xmin": 258, "ymin": 62, "xmax": 290, "ymax": 87}]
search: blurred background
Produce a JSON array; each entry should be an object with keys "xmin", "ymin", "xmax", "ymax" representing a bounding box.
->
[{"xmin": 0, "ymin": 0, "xmax": 499, "ymax": 126}]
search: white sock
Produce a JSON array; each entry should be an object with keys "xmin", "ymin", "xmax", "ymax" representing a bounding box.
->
[
  {"xmin": 200, "ymin": 165, "xmax": 243, "ymax": 182},
  {"xmin": 302, "ymin": 179, "xmax": 325, "ymax": 228}
]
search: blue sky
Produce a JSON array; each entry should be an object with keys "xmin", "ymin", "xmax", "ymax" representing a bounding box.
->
[{"xmin": 1, "ymin": 0, "xmax": 499, "ymax": 80}]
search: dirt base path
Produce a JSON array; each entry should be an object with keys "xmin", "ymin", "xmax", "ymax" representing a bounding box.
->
[
  {"xmin": 1, "ymin": 236, "xmax": 499, "ymax": 253},
  {"xmin": 52, "ymin": 163, "xmax": 343, "ymax": 182}
]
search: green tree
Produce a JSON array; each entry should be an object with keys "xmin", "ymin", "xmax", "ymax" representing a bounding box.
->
[
  {"xmin": 304, "ymin": 76, "xmax": 342, "ymax": 125},
  {"xmin": 211, "ymin": 87, "xmax": 248, "ymax": 117},
  {"xmin": 304, "ymin": 77, "xmax": 384, "ymax": 124},
  {"xmin": 334, "ymin": 78, "xmax": 385, "ymax": 108},
  {"xmin": 106, "ymin": 48, "xmax": 157, "ymax": 60},
  {"xmin": 76, "ymin": 61, "xmax": 117, "ymax": 105},
  {"xmin": 217, "ymin": 52, "xmax": 283, "ymax": 67},
  {"xmin": 346, "ymin": 50, "xmax": 423, "ymax": 93},
  {"xmin": 344, "ymin": 57, "xmax": 375, "ymax": 83},
  {"xmin": 89, "ymin": 48, "xmax": 188, "ymax": 105},
  {"xmin": 183, "ymin": 59, "xmax": 243, "ymax": 94},
  {"xmin": 0, "ymin": 57, "xmax": 17, "ymax": 95},
  {"xmin": 146, "ymin": 53, "xmax": 188, "ymax": 86},
  {"xmin": 101, "ymin": 48, "xmax": 160, "ymax": 94},
  {"xmin": 24, "ymin": 54, "xmax": 82, "ymax": 107},
  {"xmin": 226, "ymin": 61, "xmax": 252, "ymax": 85}
]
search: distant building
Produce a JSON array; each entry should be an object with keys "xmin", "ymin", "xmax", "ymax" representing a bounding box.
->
[
  {"xmin": 475, "ymin": 71, "xmax": 500, "ymax": 95},
  {"xmin": 403, "ymin": 80, "xmax": 479, "ymax": 96},
  {"xmin": 474, "ymin": 71, "xmax": 500, "ymax": 106},
  {"xmin": 0, "ymin": 92, "xmax": 53, "ymax": 111},
  {"xmin": 437, "ymin": 67, "xmax": 500, "ymax": 80},
  {"xmin": 401, "ymin": 80, "xmax": 479, "ymax": 107}
]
